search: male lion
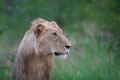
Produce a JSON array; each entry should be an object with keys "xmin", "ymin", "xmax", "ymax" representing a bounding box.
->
[{"xmin": 13, "ymin": 18, "xmax": 71, "ymax": 80}]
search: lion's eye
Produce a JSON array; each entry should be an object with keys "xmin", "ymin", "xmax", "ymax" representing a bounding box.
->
[{"xmin": 52, "ymin": 32, "xmax": 57, "ymax": 36}]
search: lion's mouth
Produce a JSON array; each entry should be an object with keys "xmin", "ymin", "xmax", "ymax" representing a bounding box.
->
[
  {"xmin": 54, "ymin": 52, "xmax": 61, "ymax": 56},
  {"xmin": 54, "ymin": 52, "xmax": 69, "ymax": 59},
  {"xmin": 54, "ymin": 52, "xmax": 68, "ymax": 56}
]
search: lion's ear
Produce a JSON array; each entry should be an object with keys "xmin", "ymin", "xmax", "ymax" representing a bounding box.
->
[
  {"xmin": 51, "ymin": 21, "xmax": 58, "ymax": 27},
  {"xmin": 34, "ymin": 24, "xmax": 46, "ymax": 37},
  {"xmin": 51, "ymin": 21, "xmax": 63, "ymax": 33}
]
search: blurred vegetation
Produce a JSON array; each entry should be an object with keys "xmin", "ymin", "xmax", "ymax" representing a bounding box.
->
[{"xmin": 0, "ymin": 0, "xmax": 120, "ymax": 80}]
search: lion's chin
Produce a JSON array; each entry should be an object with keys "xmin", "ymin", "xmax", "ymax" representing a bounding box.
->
[{"xmin": 58, "ymin": 54, "xmax": 67, "ymax": 59}]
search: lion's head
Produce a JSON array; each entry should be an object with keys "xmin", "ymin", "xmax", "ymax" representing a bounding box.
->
[{"xmin": 26, "ymin": 18, "xmax": 71, "ymax": 58}]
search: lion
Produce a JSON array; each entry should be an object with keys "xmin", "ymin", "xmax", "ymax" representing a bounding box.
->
[{"xmin": 13, "ymin": 18, "xmax": 71, "ymax": 80}]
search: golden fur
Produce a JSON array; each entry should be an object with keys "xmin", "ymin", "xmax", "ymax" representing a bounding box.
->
[{"xmin": 13, "ymin": 18, "xmax": 71, "ymax": 80}]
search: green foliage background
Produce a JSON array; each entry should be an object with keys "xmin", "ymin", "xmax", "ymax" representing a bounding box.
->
[{"xmin": 0, "ymin": 0, "xmax": 120, "ymax": 80}]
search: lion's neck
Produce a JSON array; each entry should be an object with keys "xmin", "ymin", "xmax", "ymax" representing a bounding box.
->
[{"xmin": 26, "ymin": 52, "xmax": 54, "ymax": 80}]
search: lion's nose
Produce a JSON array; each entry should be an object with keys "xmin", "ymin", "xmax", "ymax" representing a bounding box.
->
[{"xmin": 65, "ymin": 45, "xmax": 71, "ymax": 49}]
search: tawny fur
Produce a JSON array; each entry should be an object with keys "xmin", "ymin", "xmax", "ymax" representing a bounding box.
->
[
  {"xmin": 13, "ymin": 18, "xmax": 71, "ymax": 80},
  {"xmin": 13, "ymin": 30, "xmax": 53, "ymax": 80}
]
